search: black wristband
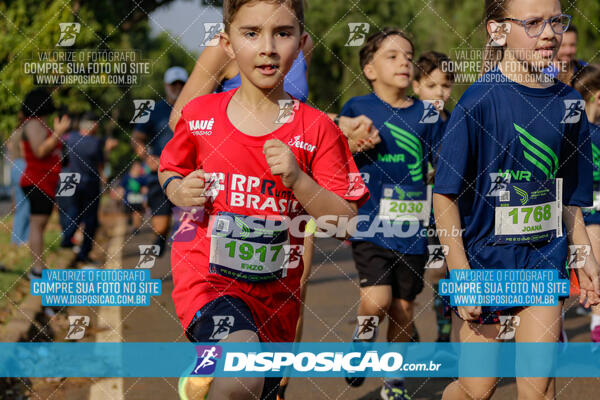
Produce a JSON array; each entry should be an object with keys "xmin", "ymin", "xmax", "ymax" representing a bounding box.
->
[{"xmin": 162, "ymin": 176, "xmax": 182, "ymax": 194}]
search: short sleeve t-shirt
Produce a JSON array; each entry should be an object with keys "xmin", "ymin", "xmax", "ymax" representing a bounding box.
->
[
  {"xmin": 583, "ymin": 123, "xmax": 600, "ymax": 225},
  {"xmin": 159, "ymin": 88, "xmax": 368, "ymax": 342},
  {"xmin": 135, "ymin": 99, "xmax": 173, "ymax": 157},
  {"xmin": 340, "ymin": 93, "xmax": 444, "ymax": 254},
  {"xmin": 63, "ymin": 131, "xmax": 104, "ymax": 189},
  {"xmin": 434, "ymin": 67, "xmax": 592, "ymax": 279}
]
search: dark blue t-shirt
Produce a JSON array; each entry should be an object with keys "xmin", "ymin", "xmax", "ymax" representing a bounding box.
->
[
  {"xmin": 340, "ymin": 93, "xmax": 444, "ymax": 254},
  {"xmin": 135, "ymin": 99, "xmax": 173, "ymax": 156},
  {"xmin": 63, "ymin": 131, "xmax": 104, "ymax": 189},
  {"xmin": 583, "ymin": 123, "xmax": 600, "ymax": 225},
  {"xmin": 434, "ymin": 67, "xmax": 592, "ymax": 277}
]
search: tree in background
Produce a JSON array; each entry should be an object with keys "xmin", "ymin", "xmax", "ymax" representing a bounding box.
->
[
  {"xmin": 0, "ymin": 0, "xmax": 198, "ymax": 178},
  {"xmin": 304, "ymin": 0, "xmax": 600, "ymax": 112}
]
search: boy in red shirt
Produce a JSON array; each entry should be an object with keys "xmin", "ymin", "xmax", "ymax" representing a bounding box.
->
[{"xmin": 159, "ymin": 1, "xmax": 368, "ymax": 398}]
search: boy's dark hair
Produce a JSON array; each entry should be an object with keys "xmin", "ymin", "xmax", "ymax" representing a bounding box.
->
[
  {"xmin": 573, "ymin": 64, "xmax": 600, "ymax": 102},
  {"xmin": 359, "ymin": 28, "xmax": 414, "ymax": 84},
  {"xmin": 414, "ymin": 51, "xmax": 454, "ymax": 83},
  {"xmin": 566, "ymin": 24, "xmax": 578, "ymax": 36},
  {"xmin": 21, "ymin": 88, "xmax": 56, "ymax": 118},
  {"xmin": 223, "ymin": 0, "xmax": 305, "ymax": 32}
]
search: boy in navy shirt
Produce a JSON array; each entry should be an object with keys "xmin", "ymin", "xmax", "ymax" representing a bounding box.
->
[{"xmin": 340, "ymin": 28, "xmax": 443, "ymax": 398}]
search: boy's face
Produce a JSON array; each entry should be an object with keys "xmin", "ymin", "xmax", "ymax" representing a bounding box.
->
[
  {"xmin": 364, "ymin": 35, "xmax": 414, "ymax": 90},
  {"xmin": 412, "ymin": 68, "xmax": 453, "ymax": 104},
  {"xmin": 221, "ymin": 1, "xmax": 306, "ymax": 91}
]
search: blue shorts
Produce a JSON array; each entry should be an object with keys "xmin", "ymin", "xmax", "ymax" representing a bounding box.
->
[
  {"xmin": 185, "ymin": 295, "xmax": 258, "ymax": 342},
  {"xmin": 185, "ymin": 295, "xmax": 279, "ymax": 400}
]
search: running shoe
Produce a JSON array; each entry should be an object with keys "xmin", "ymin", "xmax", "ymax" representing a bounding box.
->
[
  {"xmin": 277, "ymin": 383, "xmax": 288, "ymax": 400},
  {"xmin": 178, "ymin": 376, "xmax": 213, "ymax": 400},
  {"xmin": 380, "ymin": 380, "xmax": 412, "ymax": 400},
  {"xmin": 154, "ymin": 235, "xmax": 167, "ymax": 257},
  {"xmin": 591, "ymin": 326, "xmax": 600, "ymax": 343}
]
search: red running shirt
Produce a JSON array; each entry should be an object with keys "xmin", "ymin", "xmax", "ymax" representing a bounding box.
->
[
  {"xmin": 20, "ymin": 118, "xmax": 62, "ymax": 197},
  {"xmin": 160, "ymin": 89, "xmax": 368, "ymax": 342}
]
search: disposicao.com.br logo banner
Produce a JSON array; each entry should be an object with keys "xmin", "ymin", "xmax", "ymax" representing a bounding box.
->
[{"xmin": 2, "ymin": 343, "xmax": 600, "ymax": 378}]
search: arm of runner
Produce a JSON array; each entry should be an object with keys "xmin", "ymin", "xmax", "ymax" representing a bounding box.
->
[
  {"xmin": 563, "ymin": 205, "xmax": 600, "ymax": 306},
  {"xmin": 263, "ymin": 139, "xmax": 358, "ymax": 219},
  {"xmin": 131, "ymin": 130, "xmax": 147, "ymax": 159},
  {"xmin": 433, "ymin": 192, "xmax": 480, "ymax": 320},
  {"xmin": 25, "ymin": 116, "xmax": 69, "ymax": 158},
  {"xmin": 326, "ymin": 113, "xmax": 380, "ymax": 153},
  {"xmin": 168, "ymin": 43, "xmax": 232, "ymax": 131}
]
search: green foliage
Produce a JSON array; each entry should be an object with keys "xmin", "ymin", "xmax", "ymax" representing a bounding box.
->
[
  {"xmin": 0, "ymin": 0, "xmax": 198, "ymax": 179},
  {"xmin": 305, "ymin": 0, "xmax": 600, "ymax": 112}
]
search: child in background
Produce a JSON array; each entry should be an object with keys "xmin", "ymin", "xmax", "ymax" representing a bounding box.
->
[
  {"xmin": 119, "ymin": 160, "xmax": 148, "ymax": 232},
  {"xmin": 412, "ymin": 51, "xmax": 453, "ymax": 122},
  {"xmin": 413, "ymin": 50, "xmax": 455, "ymax": 342},
  {"xmin": 573, "ymin": 64, "xmax": 600, "ymax": 342},
  {"xmin": 340, "ymin": 28, "xmax": 444, "ymax": 399}
]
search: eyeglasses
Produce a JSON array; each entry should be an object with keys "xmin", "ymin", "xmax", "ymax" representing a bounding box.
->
[{"xmin": 498, "ymin": 14, "xmax": 571, "ymax": 38}]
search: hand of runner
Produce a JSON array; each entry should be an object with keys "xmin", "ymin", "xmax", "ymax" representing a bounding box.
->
[
  {"xmin": 263, "ymin": 139, "xmax": 300, "ymax": 189},
  {"xmin": 575, "ymin": 254, "xmax": 600, "ymax": 306},
  {"xmin": 341, "ymin": 115, "xmax": 381, "ymax": 153},
  {"xmin": 457, "ymin": 305, "xmax": 481, "ymax": 321},
  {"xmin": 167, "ymin": 169, "xmax": 207, "ymax": 207},
  {"xmin": 146, "ymin": 155, "xmax": 160, "ymax": 172},
  {"xmin": 53, "ymin": 114, "xmax": 71, "ymax": 137}
]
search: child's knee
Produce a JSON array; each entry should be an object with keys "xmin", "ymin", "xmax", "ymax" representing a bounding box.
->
[{"xmin": 456, "ymin": 378, "xmax": 498, "ymax": 400}]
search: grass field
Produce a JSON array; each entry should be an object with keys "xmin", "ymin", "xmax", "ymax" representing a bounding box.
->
[{"xmin": 0, "ymin": 214, "xmax": 63, "ymax": 319}]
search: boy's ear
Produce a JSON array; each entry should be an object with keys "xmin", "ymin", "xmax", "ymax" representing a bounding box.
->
[
  {"xmin": 363, "ymin": 63, "xmax": 376, "ymax": 82},
  {"xmin": 220, "ymin": 32, "xmax": 236, "ymax": 60},
  {"xmin": 411, "ymin": 80, "xmax": 421, "ymax": 96}
]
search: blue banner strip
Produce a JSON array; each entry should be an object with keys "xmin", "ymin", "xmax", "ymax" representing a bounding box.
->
[{"xmin": 1, "ymin": 343, "xmax": 600, "ymax": 377}]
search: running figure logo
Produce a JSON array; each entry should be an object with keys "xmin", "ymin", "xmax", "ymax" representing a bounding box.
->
[
  {"xmin": 420, "ymin": 100, "xmax": 442, "ymax": 124},
  {"xmin": 56, "ymin": 23, "xmax": 80, "ymax": 47},
  {"xmin": 346, "ymin": 23, "xmax": 370, "ymax": 46},
  {"xmin": 425, "ymin": 245, "xmax": 449, "ymax": 269},
  {"xmin": 204, "ymin": 172, "xmax": 226, "ymax": 201},
  {"xmin": 130, "ymin": 100, "xmax": 156, "ymax": 123},
  {"xmin": 65, "ymin": 315, "xmax": 90, "ymax": 340},
  {"xmin": 202, "ymin": 23, "xmax": 225, "ymax": 47},
  {"xmin": 192, "ymin": 345, "xmax": 222, "ymax": 375},
  {"xmin": 209, "ymin": 316, "xmax": 235, "ymax": 340},
  {"xmin": 561, "ymin": 100, "xmax": 585, "ymax": 124},
  {"xmin": 282, "ymin": 245, "xmax": 304, "ymax": 270},
  {"xmin": 496, "ymin": 315, "xmax": 520, "ymax": 340},
  {"xmin": 56, "ymin": 173, "xmax": 81, "ymax": 197},
  {"xmin": 171, "ymin": 207, "xmax": 201, "ymax": 242},
  {"xmin": 354, "ymin": 316, "xmax": 379, "ymax": 340},
  {"xmin": 345, "ymin": 173, "xmax": 366, "ymax": 197},
  {"xmin": 489, "ymin": 22, "xmax": 511, "ymax": 46},
  {"xmin": 275, "ymin": 99, "xmax": 300, "ymax": 124},
  {"xmin": 136, "ymin": 245, "xmax": 160, "ymax": 268},
  {"xmin": 486, "ymin": 172, "xmax": 511, "ymax": 197},
  {"xmin": 568, "ymin": 245, "xmax": 590, "ymax": 269}
]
